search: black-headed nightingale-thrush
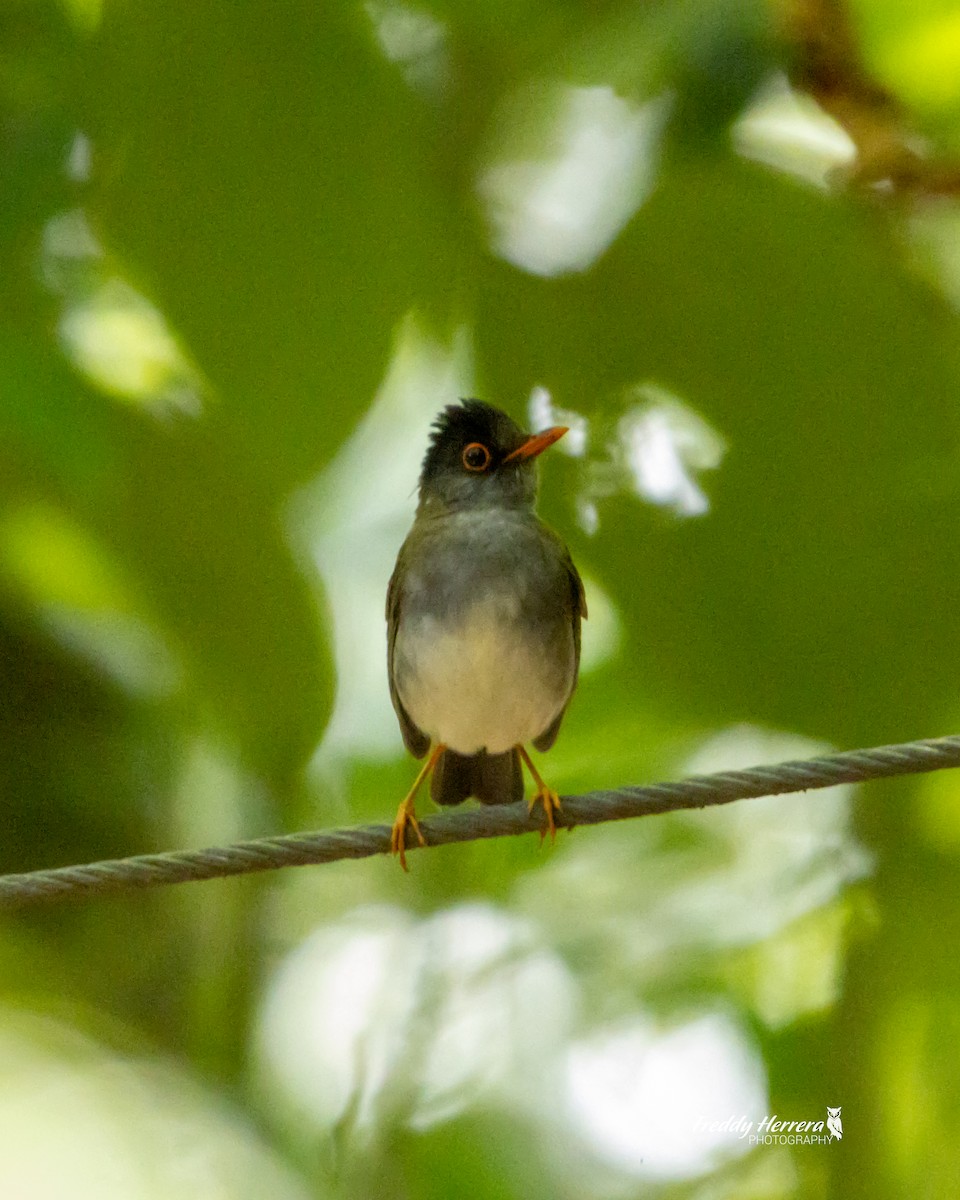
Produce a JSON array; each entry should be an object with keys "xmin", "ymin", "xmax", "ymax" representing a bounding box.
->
[{"xmin": 386, "ymin": 400, "xmax": 585, "ymax": 868}]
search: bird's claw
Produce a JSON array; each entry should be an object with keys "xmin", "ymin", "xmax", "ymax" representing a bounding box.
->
[
  {"xmin": 528, "ymin": 787, "xmax": 561, "ymax": 845},
  {"xmin": 390, "ymin": 801, "xmax": 425, "ymax": 872}
]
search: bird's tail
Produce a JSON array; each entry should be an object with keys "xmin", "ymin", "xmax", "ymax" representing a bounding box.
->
[{"xmin": 430, "ymin": 747, "xmax": 523, "ymax": 807}]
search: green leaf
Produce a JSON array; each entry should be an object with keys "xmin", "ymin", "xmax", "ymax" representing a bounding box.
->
[
  {"xmin": 0, "ymin": 327, "xmax": 332, "ymax": 785},
  {"xmin": 86, "ymin": 0, "xmax": 463, "ymax": 491},
  {"xmin": 481, "ymin": 156, "xmax": 960, "ymax": 745}
]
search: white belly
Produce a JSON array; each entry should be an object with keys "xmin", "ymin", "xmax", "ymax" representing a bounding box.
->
[{"xmin": 395, "ymin": 598, "xmax": 571, "ymax": 755}]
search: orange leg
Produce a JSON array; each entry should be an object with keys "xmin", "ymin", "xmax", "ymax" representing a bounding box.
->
[
  {"xmin": 391, "ymin": 743, "xmax": 445, "ymax": 871},
  {"xmin": 517, "ymin": 744, "xmax": 562, "ymax": 844}
]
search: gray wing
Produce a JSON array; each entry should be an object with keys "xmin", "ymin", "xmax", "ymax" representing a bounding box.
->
[
  {"xmin": 533, "ymin": 538, "xmax": 587, "ymax": 752},
  {"xmin": 386, "ymin": 542, "xmax": 430, "ymax": 759}
]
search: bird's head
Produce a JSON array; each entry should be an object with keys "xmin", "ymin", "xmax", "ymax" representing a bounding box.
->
[{"xmin": 418, "ymin": 399, "xmax": 568, "ymax": 513}]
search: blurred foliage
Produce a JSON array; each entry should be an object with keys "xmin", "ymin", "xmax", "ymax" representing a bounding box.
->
[{"xmin": 4, "ymin": 0, "xmax": 960, "ymax": 1197}]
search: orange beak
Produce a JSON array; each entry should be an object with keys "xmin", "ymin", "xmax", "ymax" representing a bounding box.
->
[{"xmin": 503, "ymin": 425, "xmax": 569, "ymax": 463}]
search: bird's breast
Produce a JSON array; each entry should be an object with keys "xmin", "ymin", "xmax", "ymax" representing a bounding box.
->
[{"xmin": 393, "ymin": 590, "xmax": 574, "ymax": 756}]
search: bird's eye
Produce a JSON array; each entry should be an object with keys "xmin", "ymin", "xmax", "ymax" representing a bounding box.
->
[{"xmin": 462, "ymin": 442, "xmax": 491, "ymax": 472}]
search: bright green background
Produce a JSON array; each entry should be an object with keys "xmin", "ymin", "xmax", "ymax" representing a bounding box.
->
[{"xmin": 3, "ymin": 1, "xmax": 960, "ymax": 1197}]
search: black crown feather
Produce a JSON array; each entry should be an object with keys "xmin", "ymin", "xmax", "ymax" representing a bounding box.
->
[{"xmin": 420, "ymin": 399, "xmax": 524, "ymax": 480}]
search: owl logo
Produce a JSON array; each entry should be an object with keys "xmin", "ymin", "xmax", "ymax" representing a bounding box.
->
[{"xmin": 827, "ymin": 1106, "xmax": 843, "ymax": 1140}]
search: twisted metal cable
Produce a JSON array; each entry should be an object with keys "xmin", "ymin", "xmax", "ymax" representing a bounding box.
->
[{"xmin": 2, "ymin": 733, "xmax": 959, "ymax": 908}]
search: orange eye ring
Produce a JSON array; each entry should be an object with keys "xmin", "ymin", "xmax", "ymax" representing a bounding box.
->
[{"xmin": 462, "ymin": 442, "xmax": 491, "ymax": 472}]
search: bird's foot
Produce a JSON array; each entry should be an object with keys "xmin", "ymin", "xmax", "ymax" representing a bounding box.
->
[
  {"xmin": 390, "ymin": 743, "xmax": 445, "ymax": 871},
  {"xmin": 528, "ymin": 785, "xmax": 561, "ymax": 845},
  {"xmin": 390, "ymin": 795, "xmax": 425, "ymax": 872},
  {"xmin": 517, "ymin": 744, "xmax": 562, "ymax": 845}
]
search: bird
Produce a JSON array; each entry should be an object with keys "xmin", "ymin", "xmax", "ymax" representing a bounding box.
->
[{"xmin": 386, "ymin": 399, "xmax": 586, "ymax": 868}]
